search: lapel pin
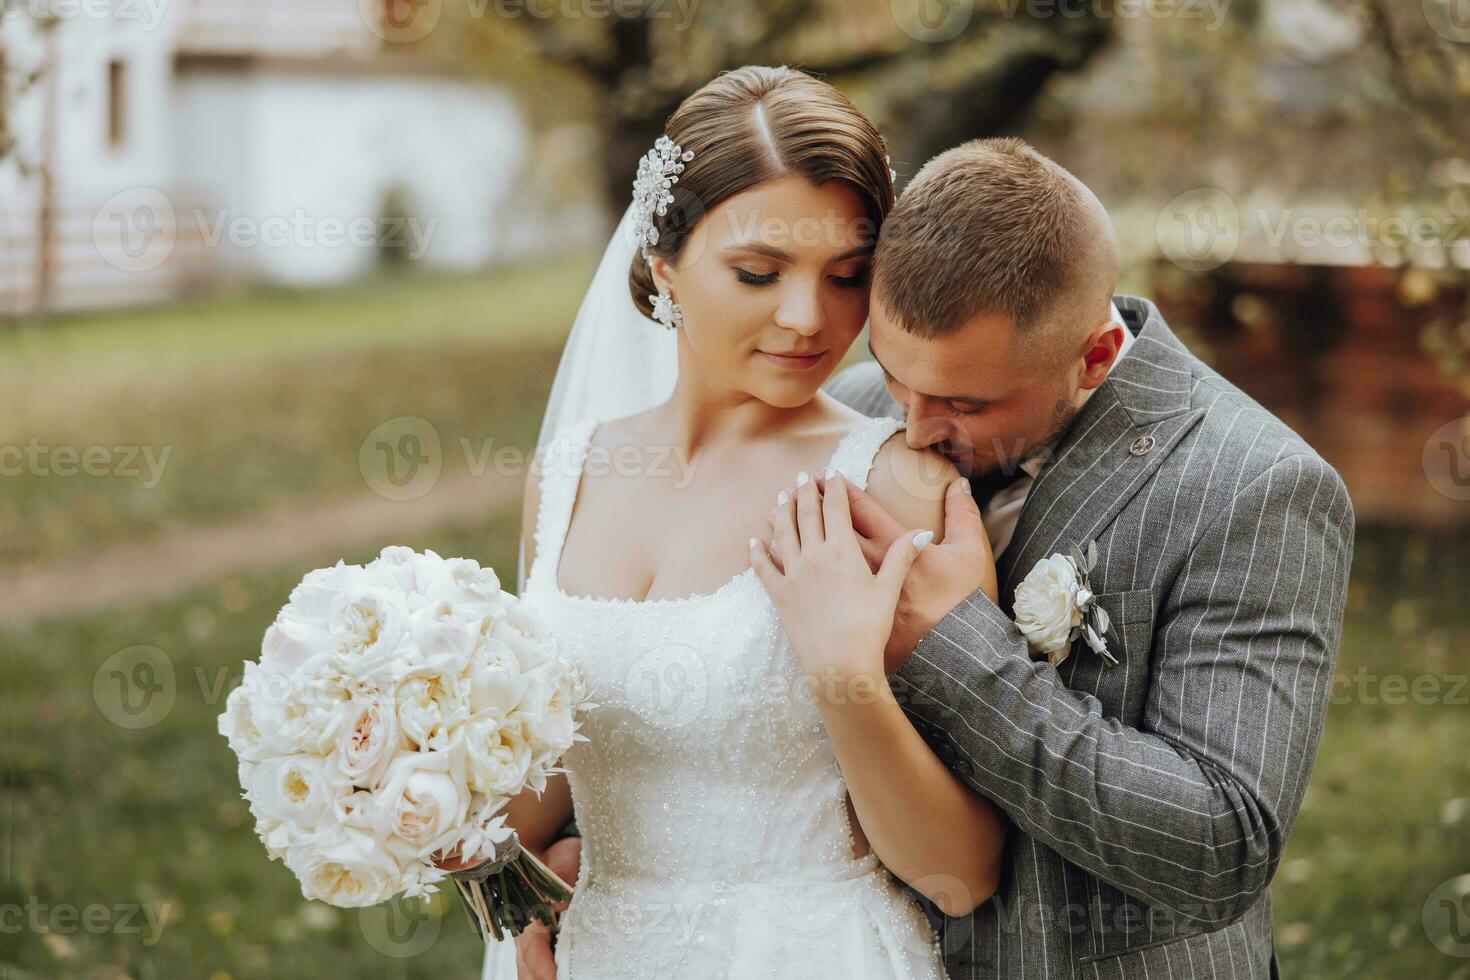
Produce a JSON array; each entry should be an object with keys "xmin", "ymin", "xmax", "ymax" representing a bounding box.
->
[{"xmin": 1129, "ymin": 435, "xmax": 1156, "ymax": 457}]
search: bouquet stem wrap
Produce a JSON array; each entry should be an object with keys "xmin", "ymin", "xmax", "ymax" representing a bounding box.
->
[{"xmin": 450, "ymin": 830, "xmax": 574, "ymax": 943}]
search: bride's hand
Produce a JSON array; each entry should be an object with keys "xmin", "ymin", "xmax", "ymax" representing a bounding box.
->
[{"xmin": 750, "ymin": 472, "xmax": 929, "ymax": 694}]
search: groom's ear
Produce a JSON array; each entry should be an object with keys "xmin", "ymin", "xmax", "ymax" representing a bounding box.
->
[{"xmin": 1077, "ymin": 320, "xmax": 1125, "ymax": 391}]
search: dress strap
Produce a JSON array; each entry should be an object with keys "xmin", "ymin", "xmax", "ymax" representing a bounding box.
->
[
  {"xmin": 822, "ymin": 415, "xmax": 906, "ymax": 491},
  {"xmin": 526, "ymin": 417, "xmax": 600, "ymax": 592}
]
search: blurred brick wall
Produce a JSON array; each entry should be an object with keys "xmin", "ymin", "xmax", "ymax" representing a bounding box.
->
[{"xmin": 1151, "ymin": 262, "xmax": 1470, "ymax": 527}]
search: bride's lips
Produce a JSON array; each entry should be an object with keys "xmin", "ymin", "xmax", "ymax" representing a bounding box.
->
[{"xmin": 758, "ymin": 349, "xmax": 829, "ymax": 370}]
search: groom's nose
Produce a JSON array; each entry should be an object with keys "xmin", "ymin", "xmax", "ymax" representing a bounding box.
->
[{"xmin": 903, "ymin": 407, "xmax": 956, "ymax": 450}]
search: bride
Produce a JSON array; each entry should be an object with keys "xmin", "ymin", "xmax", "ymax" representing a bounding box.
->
[{"xmin": 452, "ymin": 65, "xmax": 1007, "ymax": 979}]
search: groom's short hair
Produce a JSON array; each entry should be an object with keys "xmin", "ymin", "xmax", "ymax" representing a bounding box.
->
[{"xmin": 873, "ymin": 137, "xmax": 1115, "ymax": 342}]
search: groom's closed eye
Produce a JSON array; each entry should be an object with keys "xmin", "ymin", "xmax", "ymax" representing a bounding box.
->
[{"xmin": 871, "ymin": 354, "xmax": 989, "ymax": 416}]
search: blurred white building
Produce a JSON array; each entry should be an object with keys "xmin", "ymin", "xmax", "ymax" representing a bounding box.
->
[{"xmin": 0, "ymin": 0, "xmax": 581, "ymax": 315}]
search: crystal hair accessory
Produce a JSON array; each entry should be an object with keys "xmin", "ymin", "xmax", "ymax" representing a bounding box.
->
[{"xmin": 632, "ymin": 135, "xmax": 695, "ymax": 262}]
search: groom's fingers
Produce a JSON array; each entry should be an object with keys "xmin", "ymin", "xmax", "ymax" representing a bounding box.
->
[
  {"xmin": 876, "ymin": 528, "xmax": 933, "ymax": 599},
  {"xmin": 942, "ymin": 476, "xmax": 987, "ymax": 551}
]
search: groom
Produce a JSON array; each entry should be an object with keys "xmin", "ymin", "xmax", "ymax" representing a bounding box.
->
[{"xmin": 810, "ymin": 137, "xmax": 1354, "ymax": 978}]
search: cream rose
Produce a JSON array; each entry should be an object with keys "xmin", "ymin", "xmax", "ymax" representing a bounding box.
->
[
  {"xmin": 1013, "ymin": 554, "xmax": 1085, "ymax": 666},
  {"xmin": 328, "ymin": 588, "xmax": 409, "ymax": 681},
  {"xmin": 372, "ymin": 748, "xmax": 471, "ymax": 862},
  {"xmin": 394, "ymin": 666, "xmax": 469, "ymax": 751},
  {"xmin": 332, "ymin": 693, "xmax": 408, "ymax": 790},
  {"xmin": 463, "ymin": 712, "xmax": 535, "ymax": 797},
  {"xmin": 289, "ymin": 826, "xmax": 403, "ymax": 907}
]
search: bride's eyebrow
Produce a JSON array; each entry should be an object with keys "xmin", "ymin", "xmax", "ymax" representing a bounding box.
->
[{"xmin": 722, "ymin": 242, "xmax": 874, "ymax": 263}]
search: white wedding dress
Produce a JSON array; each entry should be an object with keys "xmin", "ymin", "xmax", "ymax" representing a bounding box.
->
[{"xmin": 498, "ymin": 411, "xmax": 948, "ymax": 980}]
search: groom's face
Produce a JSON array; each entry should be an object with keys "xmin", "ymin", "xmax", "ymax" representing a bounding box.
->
[{"xmin": 867, "ymin": 300, "xmax": 1081, "ymax": 480}]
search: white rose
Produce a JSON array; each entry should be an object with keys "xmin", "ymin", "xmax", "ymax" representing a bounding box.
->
[
  {"xmin": 248, "ymin": 754, "xmax": 343, "ymax": 835},
  {"xmin": 394, "ymin": 666, "xmax": 470, "ymax": 752},
  {"xmin": 419, "ymin": 556, "xmax": 509, "ymax": 619},
  {"xmin": 219, "ymin": 678, "xmax": 264, "ymax": 761},
  {"xmin": 276, "ymin": 666, "xmax": 353, "ymax": 755},
  {"xmin": 286, "ymin": 561, "xmax": 364, "ymax": 621},
  {"xmin": 328, "ymin": 588, "xmax": 410, "ymax": 681},
  {"xmin": 289, "ymin": 825, "xmax": 404, "ymax": 907},
  {"xmin": 331, "ymin": 693, "xmax": 409, "ymax": 791},
  {"xmin": 1013, "ymin": 554, "xmax": 1084, "ymax": 666},
  {"xmin": 261, "ymin": 612, "xmax": 334, "ymax": 676},
  {"xmin": 409, "ymin": 599, "xmax": 482, "ymax": 673},
  {"xmin": 463, "ymin": 712, "xmax": 535, "ymax": 797},
  {"xmin": 361, "ymin": 546, "xmax": 423, "ymax": 590},
  {"xmin": 372, "ymin": 747, "xmax": 472, "ymax": 862}
]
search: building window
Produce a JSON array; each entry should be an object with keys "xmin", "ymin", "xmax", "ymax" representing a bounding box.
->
[{"xmin": 107, "ymin": 59, "xmax": 126, "ymax": 150}]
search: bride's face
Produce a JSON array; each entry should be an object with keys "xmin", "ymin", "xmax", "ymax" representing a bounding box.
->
[{"xmin": 651, "ymin": 176, "xmax": 876, "ymax": 408}]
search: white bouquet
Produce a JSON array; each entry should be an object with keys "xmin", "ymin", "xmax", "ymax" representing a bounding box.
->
[{"xmin": 218, "ymin": 545, "xmax": 589, "ymax": 941}]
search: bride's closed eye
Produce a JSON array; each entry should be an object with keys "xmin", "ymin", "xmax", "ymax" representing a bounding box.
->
[
  {"xmin": 735, "ymin": 267, "xmax": 779, "ymax": 286},
  {"xmin": 732, "ymin": 267, "xmax": 870, "ymax": 289}
]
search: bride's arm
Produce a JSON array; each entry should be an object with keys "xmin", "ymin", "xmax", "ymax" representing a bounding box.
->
[
  {"xmin": 844, "ymin": 442, "xmax": 1006, "ymax": 916},
  {"xmin": 758, "ymin": 438, "xmax": 1006, "ymax": 916}
]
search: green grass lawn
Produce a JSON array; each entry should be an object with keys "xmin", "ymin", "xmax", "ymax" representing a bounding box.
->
[
  {"xmin": 0, "ymin": 261, "xmax": 593, "ymax": 569},
  {"xmin": 3, "ymin": 523, "xmax": 1466, "ymax": 978}
]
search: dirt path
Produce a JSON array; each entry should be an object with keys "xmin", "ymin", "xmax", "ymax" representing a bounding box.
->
[{"xmin": 0, "ymin": 470, "xmax": 524, "ymax": 624}]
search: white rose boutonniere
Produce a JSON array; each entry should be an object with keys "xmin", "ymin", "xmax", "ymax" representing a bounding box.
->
[{"xmin": 1013, "ymin": 541, "xmax": 1117, "ymax": 668}]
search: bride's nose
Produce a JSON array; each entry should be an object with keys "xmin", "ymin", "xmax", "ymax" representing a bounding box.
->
[{"xmin": 772, "ymin": 283, "xmax": 824, "ymax": 336}]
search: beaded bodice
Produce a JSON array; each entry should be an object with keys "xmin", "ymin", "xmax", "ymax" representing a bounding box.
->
[{"xmin": 518, "ymin": 413, "xmax": 943, "ymax": 979}]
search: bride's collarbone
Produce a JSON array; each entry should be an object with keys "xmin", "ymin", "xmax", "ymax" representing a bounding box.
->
[{"xmin": 559, "ymin": 491, "xmax": 772, "ymax": 603}]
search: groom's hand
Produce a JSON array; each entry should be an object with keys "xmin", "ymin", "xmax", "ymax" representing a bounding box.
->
[
  {"xmin": 515, "ymin": 835, "xmax": 581, "ymax": 980},
  {"xmin": 842, "ymin": 476, "xmax": 997, "ymax": 674}
]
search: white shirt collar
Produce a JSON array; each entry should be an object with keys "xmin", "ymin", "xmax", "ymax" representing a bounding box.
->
[{"xmin": 1017, "ymin": 302, "xmax": 1135, "ymax": 479}]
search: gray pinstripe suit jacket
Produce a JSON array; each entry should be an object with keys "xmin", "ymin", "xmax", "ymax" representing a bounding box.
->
[{"xmin": 823, "ymin": 295, "xmax": 1355, "ymax": 979}]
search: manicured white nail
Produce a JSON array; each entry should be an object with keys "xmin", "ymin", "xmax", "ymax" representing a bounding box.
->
[
  {"xmin": 777, "ymin": 490, "xmax": 790, "ymax": 507},
  {"xmin": 912, "ymin": 530, "xmax": 935, "ymax": 552},
  {"xmin": 749, "ymin": 537, "xmax": 759, "ymax": 550},
  {"xmin": 796, "ymin": 471, "xmax": 810, "ymax": 487}
]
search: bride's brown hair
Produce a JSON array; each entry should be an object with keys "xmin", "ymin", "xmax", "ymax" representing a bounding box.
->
[{"xmin": 628, "ymin": 65, "xmax": 894, "ymax": 318}]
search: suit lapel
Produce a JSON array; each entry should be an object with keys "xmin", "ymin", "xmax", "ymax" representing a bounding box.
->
[{"xmin": 997, "ymin": 298, "xmax": 1204, "ymax": 608}]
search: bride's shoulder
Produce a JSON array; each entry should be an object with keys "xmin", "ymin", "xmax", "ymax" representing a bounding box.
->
[{"xmin": 862, "ymin": 420, "xmax": 958, "ymax": 541}]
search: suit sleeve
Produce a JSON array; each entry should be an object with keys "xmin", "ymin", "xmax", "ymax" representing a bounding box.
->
[{"xmin": 889, "ymin": 453, "xmax": 1354, "ymax": 926}]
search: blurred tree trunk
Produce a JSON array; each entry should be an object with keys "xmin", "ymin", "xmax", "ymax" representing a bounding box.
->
[{"xmin": 454, "ymin": 0, "xmax": 1116, "ymax": 217}]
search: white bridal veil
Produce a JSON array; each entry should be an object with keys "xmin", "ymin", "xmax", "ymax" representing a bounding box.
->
[{"xmin": 514, "ymin": 203, "xmax": 680, "ymax": 582}]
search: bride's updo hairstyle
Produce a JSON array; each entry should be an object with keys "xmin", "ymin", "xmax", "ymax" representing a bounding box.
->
[{"xmin": 628, "ymin": 65, "xmax": 895, "ymax": 319}]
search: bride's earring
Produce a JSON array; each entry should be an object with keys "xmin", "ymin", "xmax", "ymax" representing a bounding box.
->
[{"xmin": 650, "ymin": 287, "xmax": 684, "ymax": 330}]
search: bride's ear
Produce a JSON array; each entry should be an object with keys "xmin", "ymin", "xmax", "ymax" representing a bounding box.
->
[{"xmin": 648, "ymin": 254, "xmax": 678, "ymax": 299}]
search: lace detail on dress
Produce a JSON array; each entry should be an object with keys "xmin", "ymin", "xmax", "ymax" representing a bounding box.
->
[{"xmin": 517, "ymin": 412, "xmax": 942, "ymax": 980}]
